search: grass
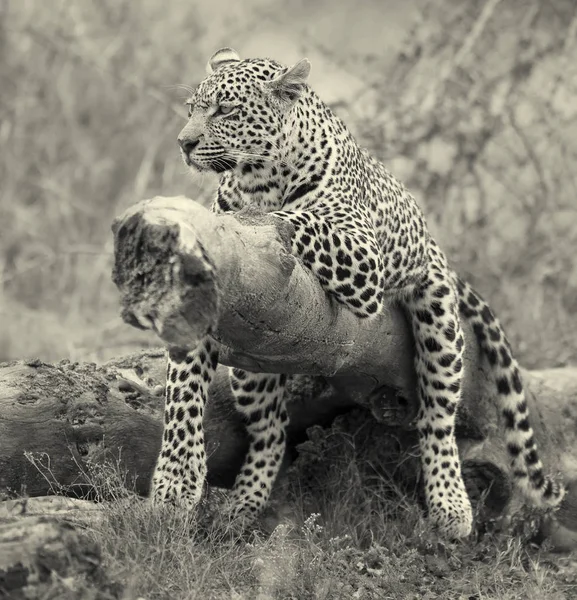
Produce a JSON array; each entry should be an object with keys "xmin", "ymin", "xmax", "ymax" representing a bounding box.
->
[{"xmin": 22, "ymin": 451, "xmax": 575, "ymax": 600}]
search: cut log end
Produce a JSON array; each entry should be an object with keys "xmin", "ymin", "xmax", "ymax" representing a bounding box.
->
[{"xmin": 112, "ymin": 200, "xmax": 220, "ymax": 348}]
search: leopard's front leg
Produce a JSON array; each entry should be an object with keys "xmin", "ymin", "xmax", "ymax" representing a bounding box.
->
[
  {"xmin": 151, "ymin": 337, "xmax": 219, "ymax": 509},
  {"xmin": 273, "ymin": 207, "xmax": 386, "ymax": 318}
]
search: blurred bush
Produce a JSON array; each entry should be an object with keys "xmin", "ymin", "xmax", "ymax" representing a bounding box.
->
[
  {"xmin": 0, "ymin": 0, "xmax": 210, "ymax": 360},
  {"xmin": 357, "ymin": 0, "xmax": 577, "ymax": 367},
  {"xmin": 0, "ymin": 0, "xmax": 575, "ymax": 367}
]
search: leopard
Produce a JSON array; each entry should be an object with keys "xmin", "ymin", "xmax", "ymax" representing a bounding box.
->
[{"xmin": 146, "ymin": 47, "xmax": 565, "ymax": 538}]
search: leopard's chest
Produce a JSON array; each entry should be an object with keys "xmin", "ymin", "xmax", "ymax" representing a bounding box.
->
[{"xmin": 218, "ymin": 171, "xmax": 285, "ymax": 213}]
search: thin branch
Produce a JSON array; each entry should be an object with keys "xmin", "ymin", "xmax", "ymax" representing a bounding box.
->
[
  {"xmin": 421, "ymin": 0, "xmax": 503, "ymax": 110},
  {"xmin": 10, "ymin": 25, "xmax": 183, "ymax": 117}
]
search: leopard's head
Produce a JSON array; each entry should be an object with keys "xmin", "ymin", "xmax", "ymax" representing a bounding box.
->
[{"xmin": 178, "ymin": 48, "xmax": 310, "ymax": 173}]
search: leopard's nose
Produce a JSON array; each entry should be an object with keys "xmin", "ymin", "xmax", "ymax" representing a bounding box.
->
[{"xmin": 178, "ymin": 137, "xmax": 201, "ymax": 155}]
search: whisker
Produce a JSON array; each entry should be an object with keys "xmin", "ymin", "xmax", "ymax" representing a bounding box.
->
[
  {"xmin": 164, "ymin": 83, "xmax": 199, "ymax": 97},
  {"xmin": 212, "ymin": 157, "xmax": 229, "ymax": 173}
]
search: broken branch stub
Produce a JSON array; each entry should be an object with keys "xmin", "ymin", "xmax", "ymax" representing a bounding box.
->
[{"xmin": 112, "ymin": 198, "xmax": 219, "ymax": 348}]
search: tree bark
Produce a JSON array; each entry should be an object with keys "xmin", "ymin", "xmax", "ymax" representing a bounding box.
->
[
  {"xmin": 0, "ymin": 498, "xmax": 118, "ymax": 599},
  {"xmin": 1, "ymin": 195, "xmax": 576, "ymax": 550}
]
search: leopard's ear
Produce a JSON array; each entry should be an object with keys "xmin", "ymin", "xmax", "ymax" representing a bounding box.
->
[
  {"xmin": 267, "ymin": 58, "xmax": 311, "ymax": 106},
  {"xmin": 206, "ymin": 48, "xmax": 241, "ymax": 75}
]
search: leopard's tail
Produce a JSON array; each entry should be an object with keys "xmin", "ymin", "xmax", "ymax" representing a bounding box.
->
[{"xmin": 456, "ymin": 275, "xmax": 565, "ymax": 508}]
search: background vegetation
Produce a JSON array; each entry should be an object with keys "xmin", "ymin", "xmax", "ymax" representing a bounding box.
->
[
  {"xmin": 1, "ymin": 0, "xmax": 577, "ymax": 597},
  {"xmin": 1, "ymin": 0, "xmax": 576, "ymax": 367}
]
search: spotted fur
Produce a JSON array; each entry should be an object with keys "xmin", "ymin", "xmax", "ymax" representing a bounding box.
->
[{"xmin": 149, "ymin": 48, "xmax": 564, "ymax": 538}]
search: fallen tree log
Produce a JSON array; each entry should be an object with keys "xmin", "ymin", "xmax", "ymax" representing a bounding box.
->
[
  {"xmin": 0, "ymin": 498, "xmax": 119, "ymax": 599},
  {"xmin": 1, "ymin": 195, "xmax": 576, "ymax": 550}
]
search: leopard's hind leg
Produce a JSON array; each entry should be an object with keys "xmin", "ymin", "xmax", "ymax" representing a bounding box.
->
[
  {"xmin": 226, "ymin": 368, "xmax": 289, "ymax": 522},
  {"xmin": 404, "ymin": 250, "xmax": 472, "ymax": 538}
]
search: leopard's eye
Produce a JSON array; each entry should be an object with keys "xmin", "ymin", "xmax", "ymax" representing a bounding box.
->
[
  {"xmin": 185, "ymin": 103, "xmax": 193, "ymax": 118},
  {"xmin": 214, "ymin": 105, "xmax": 237, "ymax": 117}
]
